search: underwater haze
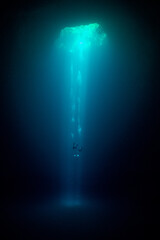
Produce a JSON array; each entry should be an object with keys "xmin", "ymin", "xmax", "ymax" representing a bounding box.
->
[{"xmin": 1, "ymin": 0, "xmax": 159, "ymax": 239}]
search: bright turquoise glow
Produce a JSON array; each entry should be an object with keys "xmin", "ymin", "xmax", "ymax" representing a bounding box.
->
[{"xmin": 58, "ymin": 23, "xmax": 106, "ymax": 52}]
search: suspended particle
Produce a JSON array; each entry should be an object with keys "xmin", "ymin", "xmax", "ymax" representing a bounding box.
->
[
  {"xmin": 72, "ymin": 117, "xmax": 75, "ymax": 122},
  {"xmin": 78, "ymin": 126, "xmax": 82, "ymax": 134}
]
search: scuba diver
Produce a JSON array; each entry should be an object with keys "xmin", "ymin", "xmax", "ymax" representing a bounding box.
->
[
  {"xmin": 73, "ymin": 143, "xmax": 83, "ymax": 151},
  {"xmin": 73, "ymin": 143, "xmax": 83, "ymax": 158}
]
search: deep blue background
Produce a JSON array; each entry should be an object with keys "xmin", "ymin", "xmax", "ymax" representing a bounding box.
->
[{"xmin": 1, "ymin": 0, "xmax": 159, "ymax": 239}]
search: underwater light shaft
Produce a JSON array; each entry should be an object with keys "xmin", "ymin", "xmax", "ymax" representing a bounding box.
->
[{"xmin": 58, "ymin": 23, "xmax": 106, "ymax": 204}]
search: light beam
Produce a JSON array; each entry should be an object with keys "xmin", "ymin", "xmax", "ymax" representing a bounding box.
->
[{"xmin": 58, "ymin": 23, "xmax": 106, "ymax": 205}]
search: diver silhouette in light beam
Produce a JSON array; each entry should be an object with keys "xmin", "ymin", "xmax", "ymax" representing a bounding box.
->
[
  {"xmin": 73, "ymin": 142, "xmax": 83, "ymax": 158},
  {"xmin": 57, "ymin": 23, "xmax": 106, "ymax": 202}
]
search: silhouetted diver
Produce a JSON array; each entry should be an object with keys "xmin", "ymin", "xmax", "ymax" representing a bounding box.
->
[{"xmin": 73, "ymin": 143, "xmax": 83, "ymax": 152}]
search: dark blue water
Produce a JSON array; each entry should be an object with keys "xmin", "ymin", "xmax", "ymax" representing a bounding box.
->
[{"xmin": 1, "ymin": 1, "xmax": 159, "ymax": 239}]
